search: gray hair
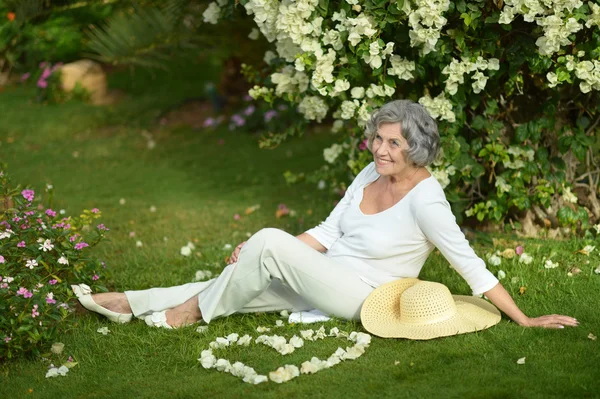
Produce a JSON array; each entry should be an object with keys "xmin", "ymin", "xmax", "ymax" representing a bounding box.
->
[{"xmin": 365, "ymin": 100, "xmax": 440, "ymax": 167}]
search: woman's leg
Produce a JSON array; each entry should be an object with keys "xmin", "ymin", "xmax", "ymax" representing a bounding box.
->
[{"xmin": 198, "ymin": 228, "xmax": 374, "ymax": 323}]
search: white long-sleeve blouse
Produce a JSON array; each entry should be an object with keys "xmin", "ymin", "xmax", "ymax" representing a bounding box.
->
[{"xmin": 305, "ymin": 162, "xmax": 499, "ymax": 295}]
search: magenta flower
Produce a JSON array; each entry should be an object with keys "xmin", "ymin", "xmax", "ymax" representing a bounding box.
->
[
  {"xmin": 17, "ymin": 241, "xmax": 25, "ymax": 248},
  {"xmin": 21, "ymin": 189, "xmax": 35, "ymax": 202},
  {"xmin": 92, "ymin": 274, "xmax": 99, "ymax": 281},
  {"xmin": 516, "ymin": 246, "xmax": 524, "ymax": 256},
  {"xmin": 12, "ymin": 216, "xmax": 21, "ymax": 222},
  {"xmin": 230, "ymin": 114, "xmax": 246, "ymax": 127},
  {"xmin": 37, "ymin": 79, "xmax": 48, "ymax": 89},
  {"xmin": 16, "ymin": 287, "xmax": 30, "ymax": 297},
  {"xmin": 31, "ymin": 304, "xmax": 40, "ymax": 318},
  {"xmin": 359, "ymin": 139, "xmax": 368, "ymax": 151},
  {"xmin": 0, "ymin": 255, "xmax": 4, "ymax": 263},
  {"xmin": 48, "ymin": 279, "xmax": 57, "ymax": 285},
  {"xmin": 69, "ymin": 234, "xmax": 79, "ymax": 242},
  {"xmin": 74, "ymin": 242, "xmax": 89, "ymax": 250},
  {"xmin": 243, "ymin": 105, "xmax": 256, "ymax": 116},
  {"xmin": 25, "ymin": 211, "xmax": 34, "ymax": 216},
  {"xmin": 39, "ymin": 62, "xmax": 48, "ymax": 69},
  {"xmin": 91, "ymin": 208, "xmax": 100, "ymax": 213},
  {"xmin": 264, "ymin": 110, "xmax": 278, "ymax": 122},
  {"xmin": 46, "ymin": 297, "xmax": 56, "ymax": 304},
  {"xmin": 45, "ymin": 209, "xmax": 57, "ymax": 217},
  {"xmin": 97, "ymin": 224, "xmax": 109, "ymax": 231},
  {"xmin": 68, "ymin": 356, "xmax": 74, "ymax": 362},
  {"xmin": 21, "ymin": 72, "xmax": 30, "ymax": 82},
  {"xmin": 3, "ymin": 337, "xmax": 11, "ymax": 343},
  {"xmin": 0, "ymin": 221, "xmax": 9, "ymax": 228},
  {"xmin": 233, "ymin": 214, "xmax": 241, "ymax": 220},
  {"xmin": 40, "ymin": 68, "xmax": 52, "ymax": 80}
]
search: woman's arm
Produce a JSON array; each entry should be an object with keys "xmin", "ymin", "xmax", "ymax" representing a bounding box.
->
[
  {"xmin": 296, "ymin": 232, "xmax": 327, "ymax": 253},
  {"xmin": 483, "ymin": 282, "xmax": 579, "ymax": 329}
]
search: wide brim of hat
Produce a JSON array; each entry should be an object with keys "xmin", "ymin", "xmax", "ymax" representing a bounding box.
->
[{"xmin": 360, "ymin": 279, "xmax": 501, "ymax": 340}]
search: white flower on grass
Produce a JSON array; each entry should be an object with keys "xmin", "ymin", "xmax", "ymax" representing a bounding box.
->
[
  {"xmin": 301, "ymin": 360, "xmax": 320, "ymax": 374},
  {"xmin": 0, "ymin": 229, "xmax": 14, "ymax": 239},
  {"xmin": 149, "ymin": 205, "xmax": 157, "ymax": 213},
  {"xmin": 39, "ymin": 239, "xmax": 54, "ymax": 252},
  {"xmin": 58, "ymin": 256, "xmax": 69, "ymax": 265},
  {"xmin": 50, "ymin": 342, "xmax": 64, "ymax": 355},
  {"xmin": 215, "ymin": 358, "xmax": 232, "ymax": 372},
  {"xmin": 280, "ymin": 310, "xmax": 290, "ymax": 317},
  {"xmin": 209, "ymin": 337, "xmax": 230, "ymax": 349},
  {"xmin": 97, "ymin": 327, "xmax": 110, "ymax": 335},
  {"xmin": 256, "ymin": 326, "xmax": 271, "ymax": 333},
  {"xmin": 269, "ymin": 365, "xmax": 300, "ymax": 383},
  {"xmin": 581, "ymin": 245, "xmax": 595, "ymax": 255},
  {"xmin": 194, "ymin": 270, "xmax": 213, "ymax": 281},
  {"xmin": 226, "ymin": 333, "xmax": 239, "ymax": 343},
  {"xmin": 488, "ymin": 254, "xmax": 502, "ymax": 266},
  {"xmin": 180, "ymin": 246, "xmax": 192, "ymax": 257},
  {"xmin": 317, "ymin": 180, "xmax": 327, "ymax": 190},
  {"xmin": 342, "ymin": 345, "xmax": 366, "ymax": 360},
  {"xmin": 516, "ymin": 357, "xmax": 526, "ymax": 365},
  {"xmin": 275, "ymin": 320, "xmax": 284, "ymax": 327},
  {"xmin": 25, "ymin": 259, "xmax": 38, "ymax": 269},
  {"xmin": 300, "ymin": 329, "xmax": 314, "ymax": 340},
  {"xmin": 199, "ymin": 349, "xmax": 217, "ymax": 369},
  {"xmin": 119, "ymin": 198, "xmax": 126, "ymax": 205},
  {"xmin": 237, "ymin": 335, "xmax": 252, "ymax": 346},
  {"xmin": 223, "ymin": 243, "xmax": 232, "ymax": 251},
  {"xmin": 497, "ymin": 270, "xmax": 507, "ymax": 280},
  {"xmin": 349, "ymin": 332, "xmax": 371, "ymax": 346},
  {"xmin": 135, "ymin": 241, "xmax": 143, "ymax": 248},
  {"xmin": 196, "ymin": 325, "xmax": 209, "ymax": 334},
  {"xmin": 45, "ymin": 365, "xmax": 69, "ymax": 378},
  {"xmin": 519, "ymin": 253, "xmax": 534, "ymax": 265},
  {"xmin": 289, "ymin": 335, "xmax": 304, "ymax": 348},
  {"xmin": 544, "ymin": 259, "xmax": 559, "ymax": 269}
]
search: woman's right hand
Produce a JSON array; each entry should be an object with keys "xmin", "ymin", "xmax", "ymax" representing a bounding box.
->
[{"xmin": 228, "ymin": 241, "xmax": 246, "ymax": 264}]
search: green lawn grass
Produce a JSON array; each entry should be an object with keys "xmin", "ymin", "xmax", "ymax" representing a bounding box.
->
[{"xmin": 1, "ymin": 59, "xmax": 599, "ymax": 399}]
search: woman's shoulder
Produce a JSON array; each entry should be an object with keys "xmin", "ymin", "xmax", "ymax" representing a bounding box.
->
[
  {"xmin": 410, "ymin": 176, "xmax": 449, "ymax": 207},
  {"xmin": 354, "ymin": 162, "xmax": 379, "ymax": 184}
]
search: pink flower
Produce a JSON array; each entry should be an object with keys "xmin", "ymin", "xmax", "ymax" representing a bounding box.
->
[
  {"xmin": 51, "ymin": 62, "xmax": 63, "ymax": 72},
  {"xmin": 0, "ymin": 283, "xmax": 8, "ymax": 289},
  {"xmin": 48, "ymin": 279, "xmax": 57, "ymax": 285},
  {"xmin": 25, "ymin": 211, "xmax": 35, "ymax": 216},
  {"xmin": 45, "ymin": 209, "xmax": 57, "ymax": 217},
  {"xmin": 91, "ymin": 208, "xmax": 100, "ymax": 213},
  {"xmin": 243, "ymin": 94, "xmax": 253, "ymax": 102},
  {"xmin": 17, "ymin": 241, "xmax": 25, "ymax": 248},
  {"xmin": 3, "ymin": 337, "xmax": 11, "ymax": 343},
  {"xmin": 37, "ymin": 79, "xmax": 48, "ymax": 89},
  {"xmin": 69, "ymin": 234, "xmax": 79, "ymax": 242},
  {"xmin": 21, "ymin": 189, "xmax": 35, "ymax": 202},
  {"xmin": 359, "ymin": 139, "xmax": 368, "ymax": 151},
  {"xmin": 46, "ymin": 293, "xmax": 56, "ymax": 304},
  {"xmin": 516, "ymin": 246, "xmax": 524, "ymax": 256},
  {"xmin": 16, "ymin": 287, "xmax": 32, "ymax": 298},
  {"xmin": 92, "ymin": 274, "xmax": 99, "ymax": 281},
  {"xmin": 74, "ymin": 242, "xmax": 89, "ymax": 250},
  {"xmin": 31, "ymin": 304, "xmax": 40, "ymax": 318},
  {"xmin": 96, "ymin": 224, "xmax": 109, "ymax": 231},
  {"xmin": 21, "ymin": 72, "xmax": 30, "ymax": 82},
  {"xmin": 230, "ymin": 114, "xmax": 246, "ymax": 127},
  {"xmin": 129, "ymin": 231, "xmax": 136, "ymax": 237},
  {"xmin": 39, "ymin": 62, "xmax": 48, "ymax": 69},
  {"xmin": 0, "ymin": 255, "xmax": 4, "ymax": 263},
  {"xmin": 234, "ymin": 214, "xmax": 241, "ymax": 220},
  {"xmin": 12, "ymin": 216, "xmax": 21, "ymax": 222},
  {"xmin": 68, "ymin": 356, "xmax": 74, "ymax": 362},
  {"xmin": 40, "ymin": 68, "xmax": 52, "ymax": 80},
  {"xmin": 203, "ymin": 118, "xmax": 216, "ymax": 127}
]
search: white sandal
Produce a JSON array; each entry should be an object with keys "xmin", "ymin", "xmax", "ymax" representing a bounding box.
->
[
  {"xmin": 144, "ymin": 311, "xmax": 173, "ymax": 329},
  {"xmin": 71, "ymin": 284, "xmax": 133, "ymax": 324}
]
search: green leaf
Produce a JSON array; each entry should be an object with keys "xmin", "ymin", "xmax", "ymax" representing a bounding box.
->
[
  {"xmin": 317, "ymin": 0, "xmax": 329, "ymax": 17},
  {"xmin": 461, "ymin": 12, "xmax": 472, "ymax": 26}
]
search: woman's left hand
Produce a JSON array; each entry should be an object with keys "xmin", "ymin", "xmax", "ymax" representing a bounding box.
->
[{"xmin": 519, "ymin": 314, "xmax": 579, "ymax": 329}]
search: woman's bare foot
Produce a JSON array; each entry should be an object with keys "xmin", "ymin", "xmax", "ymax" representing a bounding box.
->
[
  {"xmin": 165, "ymin": 296, "xmax": 202, "ymax": 327},
  {"xmin": 91, "ymin": 293, "xmax": 132, "ymax": 314}
]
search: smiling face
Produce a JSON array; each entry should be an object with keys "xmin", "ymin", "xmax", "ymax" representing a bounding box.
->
[{"xmin": 371, "ymin": 122, "xmax": 412, "ymax": 177}]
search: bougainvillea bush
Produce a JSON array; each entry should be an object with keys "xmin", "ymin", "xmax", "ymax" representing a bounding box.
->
[
  {"xmin": 0, "ymin": 167, "xmax": 108, "ymax": 360},
  {"xmin": 205, "ymin": 0, "xmax": 600, "ymax": 234}
]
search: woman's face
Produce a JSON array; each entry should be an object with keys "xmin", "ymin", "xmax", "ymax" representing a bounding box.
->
[{"xmin": 371, "ymin": 122, "xmax": 411, "ymax": 177}]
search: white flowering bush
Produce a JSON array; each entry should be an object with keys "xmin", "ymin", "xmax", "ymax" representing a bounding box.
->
[
  {"xmin": 205, "ymin": 0, "xmax": 600, "ymax": 233},
  {"xmin": 0, "ymin": 167, "xmax": 109, "ymax": 360}
]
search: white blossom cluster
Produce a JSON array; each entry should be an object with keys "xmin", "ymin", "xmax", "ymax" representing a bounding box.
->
[
  {"xmin": 362, "ymin": 41, "xmax": 395, "ymax": 70},
  {"xmin": 427, "ymin": 164, "xmax": 456, "ymax": 189},
  {"xmin": 271, "ymin": 65, "xmax": 309, "ymax": 96},
  {"xmin": 248, "ymin": 85, "xmax": 273, "ymax": 100},
  {"xmin": 442, "ymin": 57, "xmax": 500, "ymax": 95},
  {"xmin": 399, "ymin": 0, "xmax": 451, "ymax": 55},
  {"xmin": 298, "ymin": 95, "xmax": 328, "ymax": 122},
  {"xmin": 199, "ymin": 327, "xmax": 371, "ymax": 384},
  {"xmin": 323, "ymin": 143, "xmax": 344, "ymax": 164},
  {"xmin": 495, "ymin": 176, "xmax": 512, "ymax": 196},
  {"xmin": 561, "ymin": 185, "xmax": 578, "ymax": 203},
  {"xmin": 418, "ymin": 93, "xmax": 456, "ymax": 123},
  {"xmin": 498, "ymin": 0, "xmax": 586, "ymax": 56},
  {"xmin": 388, "ymin": 56, "xmax": 416, "ymax": 81},
  {"xmin": 202, "ymin": 0, "xmax": 228, "ymax": 25},
  {"xmin": 573, "ymin": 60, "xmax": 600, "ymax": 93},
  {"xmin": 504, "ymin": 146, "xmax": 534, "ymax": 169}
]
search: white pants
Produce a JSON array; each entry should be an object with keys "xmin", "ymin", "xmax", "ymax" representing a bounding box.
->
[{"xmin": 125, "ymin": 228, "xmax": 375, "ymax": 323}]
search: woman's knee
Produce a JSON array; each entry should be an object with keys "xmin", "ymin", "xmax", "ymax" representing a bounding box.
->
[{"xmin": 248, "ymin": 228, "xmax": 289, "ymax": 247}]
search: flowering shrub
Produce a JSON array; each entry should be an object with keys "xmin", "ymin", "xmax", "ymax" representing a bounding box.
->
[
  {"xmin": 206, "ymin": 0, "xmax": 600, "ymax": 233},
  {"xmin": 0, "ymin": 167, "xmax": 108, "ymax": 360}
]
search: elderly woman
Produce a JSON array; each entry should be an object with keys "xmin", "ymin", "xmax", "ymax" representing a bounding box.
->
[{"xmin": 75, "ymin": 100, "xmax": 577, "ymax": 331}]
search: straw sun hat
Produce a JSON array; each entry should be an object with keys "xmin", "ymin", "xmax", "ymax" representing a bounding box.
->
[{"xmin": 360, "ymin": 279, "xmax": 501, "ymax": 340}]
